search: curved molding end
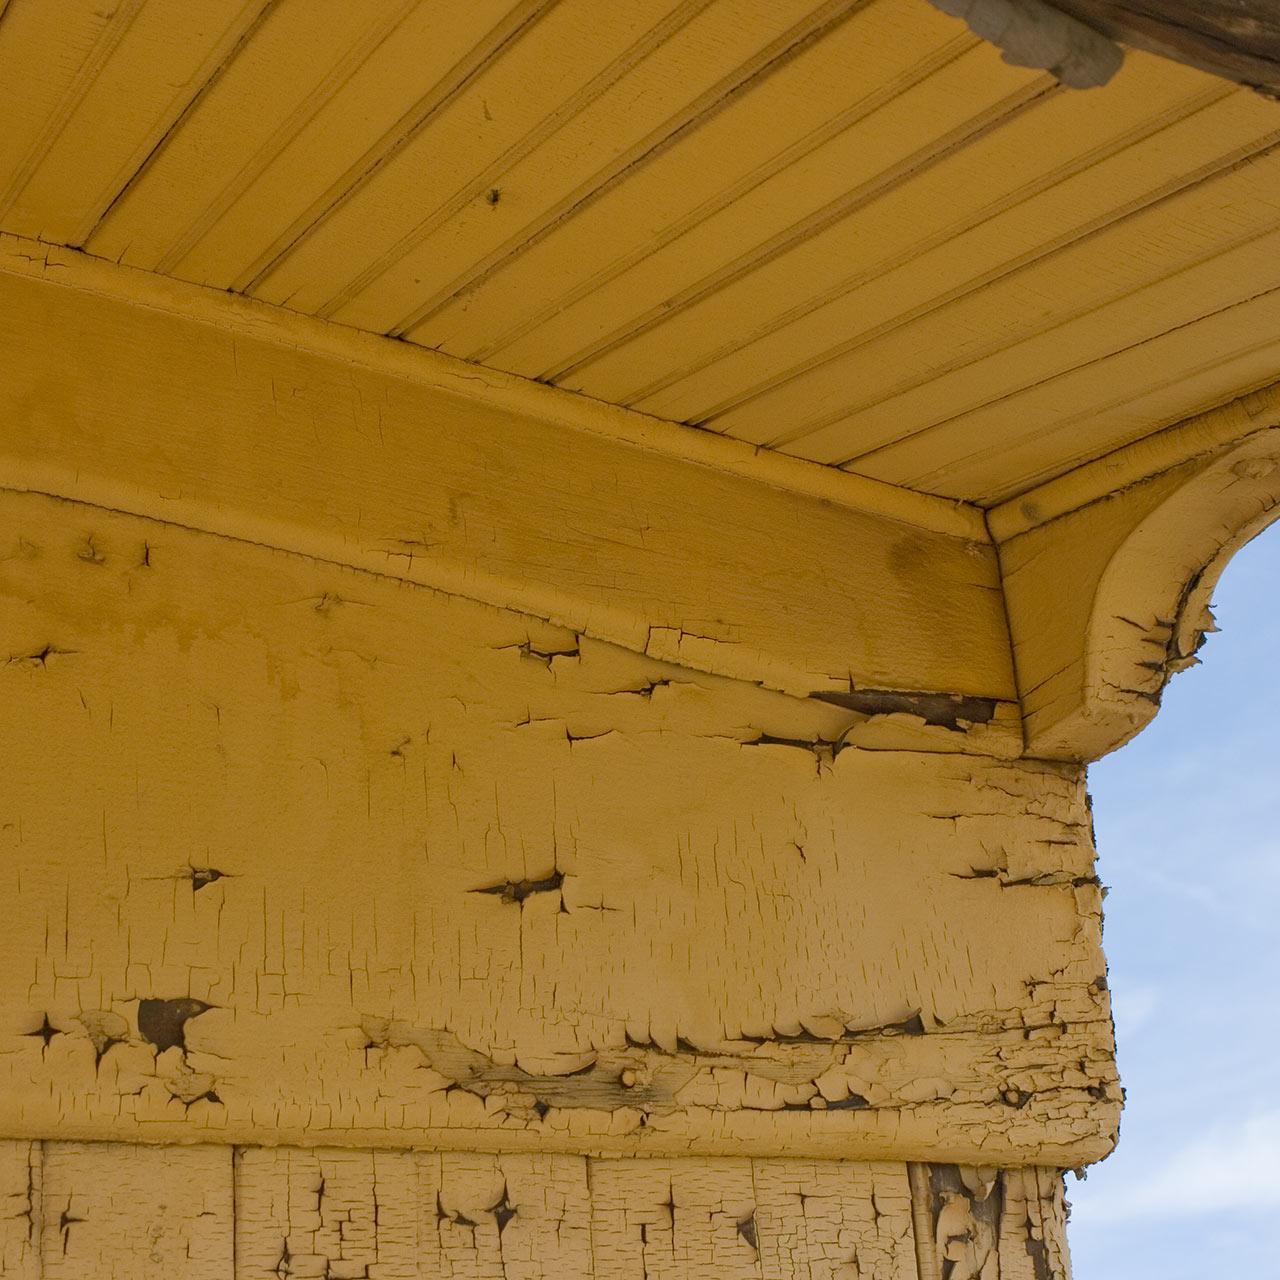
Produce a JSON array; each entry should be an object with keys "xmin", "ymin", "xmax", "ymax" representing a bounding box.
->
[{"xmin": 1002, "ymin": 421, "xmax": 1280, "ymax": 762}]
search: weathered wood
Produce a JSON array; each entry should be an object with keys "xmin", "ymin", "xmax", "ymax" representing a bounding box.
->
[
  {"xmin": 0, "ymin": 1142, "xmax": 40, "ymax": 1280},
  {"xmin": 235, "ymin": 1148, "xmax": 598, "ymax": 1280},
  {"xmin": 5, "ymin": 1141, "xmax": 1078, "ymax": 1278},
  {"xmin": 1052, "ymin": 0, "xmax": 1280, "ymax": 95},
  {"xmin": 925, "ymin": 0, "xmax": 1123, "ymax": 88},
  {"xmin": 0, "ymin": 235, "xmax": 1015, "ymax": 731},
  {"xmin": 999, "ymin": 1168, "xmax": 1073, "ymax": 1280},
  {"xmin": 996, "ymin": 382, "xmax": 1280, "ymax": 758},
  {"xmin": 908, "ymin": 1163, "xmax": 1073, "ymax": 1279},
  {"xmin": 38, "ymin": 1143, "xmax": 234, "ymax": 1279},
  {"xmin": 0, "ymin": 488, "xmax": 1115, "ymax": 1164},
  {"xmin": 928, "ymin": 0, "xmax": 1280, "ymax": 96}
]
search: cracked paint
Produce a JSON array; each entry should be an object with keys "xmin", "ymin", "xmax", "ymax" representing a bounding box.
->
[{"xmin": 0, "ymin": 489, "xmax": 1115, "ymax": 1168}]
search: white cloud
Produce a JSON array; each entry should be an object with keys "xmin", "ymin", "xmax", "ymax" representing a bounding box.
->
[{"xmin": 1082, "ymin": 1110, "xmax": 1280, "ymax": 1221}]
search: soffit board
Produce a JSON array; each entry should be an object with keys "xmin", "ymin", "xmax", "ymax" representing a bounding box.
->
[{"xmin": 0, "ymin": 0, "xmax": 1275, "ymax": 506}]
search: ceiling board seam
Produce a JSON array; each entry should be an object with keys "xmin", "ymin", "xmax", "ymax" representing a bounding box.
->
[
  {"xmin": 69, "ymin": 0, "xmax": 278, "ymax": 249},
  {"xmin": 866, "ymin": 284, "xmax": 1280, "ymax": 496},
  {"xmin": 986, "ymin": 379, "xmax": 1280, "ymax": 538},
  {"xmin": 466, "ymin": 30, "xmax": 979, "ymax": 367},
  {"xmin": 0, "ymin": 231, "xmax": 989, "ymax": 542},
  {"xmin": 637, "ymin": 82, "xmax": 1230, "ymax": 423},
  {"xmin": 0, "ymin": 0, "xmax": 148, "ymax": 221},
  {"xmin": 967, "ymin": 359, "xmax": 1280, "ymax": 507},
  {"xmin": 152, "ymin": 0, "xmax": 422, "ymax": 278},
  {"xmin": 749, "ymin": 122, "xmax": 1280, "ymax": 458},
  {"xmin": 233, "ymin": 0, "xmax": 558, "ymax": 297},
  {"xmin": 818, "ymin": 209, "xmax": 1280, "ymax": 465},
  {"xmin": 312, "ymin": 0, "xmax": 719, "ymax": 322},
  {"xmin": 383, "ymin": 0, "xmax": 874, "ymax": 340},
  {"xmin": 960, "ymin": 349, "xmax": 1280, "ymax": 507},
  {"xmin": 535, "ymin": 75, "xmax": 1060, "ymax": 386}
]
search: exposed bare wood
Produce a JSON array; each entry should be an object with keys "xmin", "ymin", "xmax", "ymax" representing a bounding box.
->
[
  {"xmin": 925, "ymin": 0, "xmax": 1123, "ymax": 88},
  {"xmin": 1052, "ymin": 0, "xmax": 1280, "ymax": 95},
  {"xmin": 909, "ymin": 1163, "xmax": 1073, "ymax": 1279}
]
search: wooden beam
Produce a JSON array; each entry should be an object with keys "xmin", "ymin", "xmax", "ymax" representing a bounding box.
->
[
  {"xmin": 930, "ymin": 0, "xmax": 1280, "ymax": 94},
  {"xmin": 1051, "ymin": 0, "xmax": 1280, "ymax": 95},
  {"xmin": 0, "ymin": 234, "xmax": 1017, "ymax": 750},
  {"xmin": 925, "ymin": 0, "xmax": 1124, "ymax": 88}
]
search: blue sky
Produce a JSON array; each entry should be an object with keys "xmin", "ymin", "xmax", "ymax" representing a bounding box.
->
[{"xmin": 1066, "ymin": 528, "xmax": 1280, "ymax": 1276}]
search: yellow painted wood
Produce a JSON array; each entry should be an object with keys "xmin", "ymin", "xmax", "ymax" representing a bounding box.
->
[
  {"xmin": 81, "ymin": 0, "xmax": 419, "ymax": 273},
  {"xmin": 585, "ymin": 1158, "xmax": 917, "ymax": 1278},
  {"xmin": 0, "ymin": 238, "xmax": 1013, "ymax": 714},
  {"xmin": 127, "ymin": 0, "xmax": 531, "ymax": 291},
  {"xmin": 328, "ymin": 0, "xmax": 872, "ymax": 338},
  {"xmin": 507, "ymin": 46, "xmax": 1205, "ymax": 404},
  {"xmin": 0, "ymin": 0, "xmax": 266, "ymax": 246},
  {"xmin": 0, "ymin": 1142, "xmax": 39, "ymax": 1280},
  {"xmin": 998, "ymin": 386, "xmax": 1280, "ymax": 758},
  {"xmin": 4, "ymin": 6, "xmax": 1279, "ymax": 1273},
  {"xmin": 697, "ymin": 77, "xmax": 1275, "ymax": 455},
  {"xmin": 0, "ymin": 2, "xmax": 1273, "ymax": 505},
  {"xmin": 988, "ymin": 378, "xmax": 1280, "ymax": 540},
  {"xmin": 837, "ymin": 215, "xmax": 1280, "ymax": 483},
  {"xmin": 370, "ymin": 0, "xmax": 969, "ymax": 351},
  {"xmin": 0, "ymin": 488, "xmax": 1115, "ymax": 1162},
  {"xmin": 534, "ymin": 39, "xmax": 1048, "ymax": 406},
  {"xmin": 0, "ymin": 0, "xmax": 145, "ymax": 222},
  {"xmin": 236, "ymin": 1148, "xmax": 600, "ymax": 1280},
  {"xmin": 38, "ymin": 1144, "xmax": 233, "ymax": 1279},
  {"xmin": 1, "ymin": 1142, "xmax": 1074, "ymax": 1277},
  {"xmin": 909, "ymin": 1164, "xmax": 1073, "ymax": 1280},
  {"xmin": 0, "ymin": 229, "xmax": 981, "ymax": 536},
  {"xmin": 866, "ymin": 279, "xmax": 1280, "ymax": 503},
  {"xmin": 826, "ymin": 147, "xmax": 1280, "ymax": 492},
  {"xmin": 247, "ymin": 0, "xmax": 727, "ymax": 316}
]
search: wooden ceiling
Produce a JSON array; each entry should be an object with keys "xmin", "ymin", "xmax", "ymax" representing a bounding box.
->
[{"xmin": 1, "ymin": 0, "xmax": 1278, "ymax": 505}]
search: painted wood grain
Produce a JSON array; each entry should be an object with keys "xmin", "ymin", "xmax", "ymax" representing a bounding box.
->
[
  {"xmin": 0, "ymin": 239, "xmax": 1013, "ymax": 715},
  {"xmin": 0, "ymin": 488, "xmax": 1114, "ymax": 1162}
]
